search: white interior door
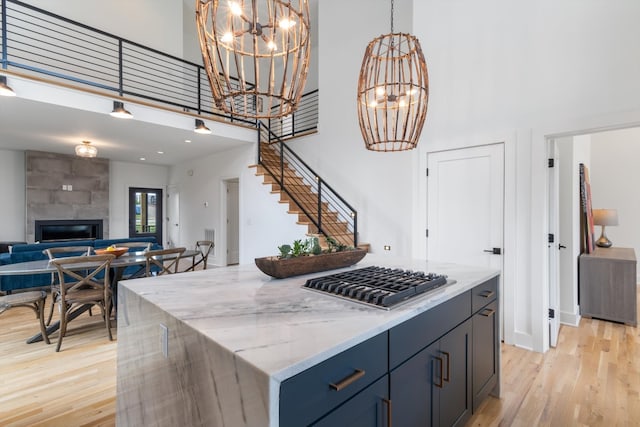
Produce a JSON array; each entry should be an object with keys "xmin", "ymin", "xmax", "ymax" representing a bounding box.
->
[
  {"xmin": 166, "ymin": 185, "xmax": 180, "ymax": 247},
  {"xmin": 226, "ymin": 179, "xmax": 239, "ymax": 265},
  {"xmin": 427, "ymin": 144, "xmax": 504, "ymax": 332},
  {"xmin": 548, "ymin": 141, "xmax": 561, "ymax": 347}
]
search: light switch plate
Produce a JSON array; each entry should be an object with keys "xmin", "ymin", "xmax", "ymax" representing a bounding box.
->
[{"xmin": 160, "ymin": 323, "xmax": 168, "ymax": 358}]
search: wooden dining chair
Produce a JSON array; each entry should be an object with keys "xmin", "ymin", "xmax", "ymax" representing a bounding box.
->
[
  {"xmin": 49, "ymin": 254, "xmax": 115, "ymax": 352},
  {"xmin": 43, "ymin": 246, "xmax": 93, "ymax": 326},
  {"xmin": 145, "ymin": 247, "xmax": 186, "ymax": 277},
  {"xmin": 184, "ymin": 240, "xmax": 214, "ymax": 272},
  {"xmin": 0, "ymin": 290, "xmax": 50, "ymax": 345}
]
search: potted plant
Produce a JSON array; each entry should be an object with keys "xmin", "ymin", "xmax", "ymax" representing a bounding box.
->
[{"xmin": 254, "ymin": 236, "xmax": 367, "ymax": 279}]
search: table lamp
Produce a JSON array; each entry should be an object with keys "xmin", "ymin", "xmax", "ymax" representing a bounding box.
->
[{"xmin": 592, "ymin": 209, "xmax": 618, "ymax": 248}]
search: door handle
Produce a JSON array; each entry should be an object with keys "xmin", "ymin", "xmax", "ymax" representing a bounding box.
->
[
  {"xmin": 441, "ymin": 351, "xmax": 450, "ymax": 383},
  {"xmin": 558, "ymin": 244, "xmax": 566, "ymax": 249},
  {"xmin": 383, "ymin": 398, "xmax": 393, "ymax": 427},
  {"xmin": 434, "ymin": 356, "xmax": 444, "ymax": 388},
  {"xmin": 483, "ymin": 247, "xmax": 502, "ymax": 255}
]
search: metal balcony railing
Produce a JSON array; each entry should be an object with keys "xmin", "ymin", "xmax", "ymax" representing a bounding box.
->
[{"xmin": 0, "ymin": 0, "xmax": 319, "ymax": 136}]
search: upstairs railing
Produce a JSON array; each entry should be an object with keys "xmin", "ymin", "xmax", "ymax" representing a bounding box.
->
[
  {"xmin": 0, "ymin": 0, "xmax": 318, "ymax": 138},
  {"xmin": 0, "ymin": 0, "xmax": 257, "ymax": 124},
  {"xmin": 266, "ymin": 89, "xmax": 319, "ymax": 142},
  {"xmin": 258, "ymin": 122, "xmax": 358, "ymax": 248}
]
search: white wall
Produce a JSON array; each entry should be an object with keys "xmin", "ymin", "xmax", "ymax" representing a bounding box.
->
[
  {"xmin": 411, "ymin": 0, "xmax": 640, "ymax": 351},
  {"xmin": 0, "ymin": 150, "xmax": 25, "ymax": 240},
  {"xmin": 292, "ymin": 0, "xmax": 416, "ymax": 257},
  {"xmin": 169, "ymin": 145, "xmax": 307, "ymax": 266},
  {"xmin": 109, "ymin": 161, "xmax": 170, "ymax": 239},
  {"xmin": 26, "ymin": 0, "xmax": 184, "ymax": 57},
  {"xmin": 590, "ymin": 127, "xmax": 640, "ymax": 265}
]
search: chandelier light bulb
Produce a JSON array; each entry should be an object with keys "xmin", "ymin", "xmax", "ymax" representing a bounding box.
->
[
  {"xmin": 221, "ymin": 32, "xmax": 233, "ymax": 43},
  {"xmin": 279, "ymin": 18, "xmax": 296, "ymax": 29},
  {"xmin": 229, "ymin": 2, "xmax": 242, "ymax": 16}
]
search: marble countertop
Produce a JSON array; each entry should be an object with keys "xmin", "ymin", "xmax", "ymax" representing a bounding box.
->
[{"xmin": 119, "ymin": 255, "xmax": 499, "ymax": 383}]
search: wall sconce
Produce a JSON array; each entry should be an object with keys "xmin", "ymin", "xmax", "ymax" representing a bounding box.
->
[{"xmin": 593, "ymin": 208, "xmax": 618, "ymax": 248}]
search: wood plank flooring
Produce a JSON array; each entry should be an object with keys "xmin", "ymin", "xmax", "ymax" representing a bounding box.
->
[{"xmin": 1, "ymin": 288, "xmax": 638, "ymax": 426}]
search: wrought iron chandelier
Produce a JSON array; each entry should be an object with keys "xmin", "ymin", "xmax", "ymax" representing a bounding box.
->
[
  {"xmin": 196, "ymin": 0, "xmax": 311, "ymax": 120},
  {"xmin": 357, "ymin": 0, "xmax": 429, "ymax": 151}
]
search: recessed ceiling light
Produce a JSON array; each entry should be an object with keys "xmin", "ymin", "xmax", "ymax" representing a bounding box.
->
[
  {"xmin": 157, "ymin": 151, "xmax": 164, "ymax": 154},
  {"xmin": 140, "ymin": 157, "xmax": 146, "ymax": 161},
  {"xmin": 185, "ymin": 139, "xmax": 192, "ymax": 143}
]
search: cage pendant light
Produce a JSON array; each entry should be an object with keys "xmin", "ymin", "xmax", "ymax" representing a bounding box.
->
[
  {"xmin": 196, "ymin": 0, "xmax": 311, "ymax": 120},
  {"xmin": 357, "ymin": 0, "xmax": 428, "ymax": 151}
]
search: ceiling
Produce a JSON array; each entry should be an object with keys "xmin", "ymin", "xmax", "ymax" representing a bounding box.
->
[{"xmin": 0, "ymin": 94, "xmax": 255, "ymax": 167}]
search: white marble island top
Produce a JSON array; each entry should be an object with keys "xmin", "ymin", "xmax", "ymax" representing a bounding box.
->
[
  {"xmin": 116, "ymin": 255, "xmax": 498, "ymax": 426},
  {"xmin": 120, "ymin": 255, "xmax": 498, "ymax": 381}
]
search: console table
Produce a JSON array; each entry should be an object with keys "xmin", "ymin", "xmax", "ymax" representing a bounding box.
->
[{"xmin": 579, "ymin": 247, "xmax": 637, "ymax": 326}]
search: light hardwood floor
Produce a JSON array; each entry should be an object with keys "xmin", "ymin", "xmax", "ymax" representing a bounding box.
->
[{"xmin": 1, "ymin": 289, "xmax": 638, "ymax": 426}]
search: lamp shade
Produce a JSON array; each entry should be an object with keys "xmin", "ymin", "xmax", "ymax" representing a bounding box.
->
[
  {"xmin": 357, "ymin": 32, "xmax": 429, "ymax": 151},
  {"xmin": 592, "ymin": 209, "xmax": 618, "ymax": 226}
]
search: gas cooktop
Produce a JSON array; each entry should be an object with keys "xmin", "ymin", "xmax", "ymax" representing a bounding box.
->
[{"xmin": 303, "ymin": 265, "xmax": 452, "ymax": 310}]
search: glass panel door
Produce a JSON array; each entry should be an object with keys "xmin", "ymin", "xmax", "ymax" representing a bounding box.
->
[{"xmin": 129, "ymin": 187, "xmax": 163, "ymax": 246}]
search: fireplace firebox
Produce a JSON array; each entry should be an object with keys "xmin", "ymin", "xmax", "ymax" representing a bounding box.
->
[{"xmin": 35, "ymin": 219, "xmax": 103, "ymax": 242}]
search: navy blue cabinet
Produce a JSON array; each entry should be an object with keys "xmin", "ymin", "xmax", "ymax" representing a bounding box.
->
[
  {"xmin": 390, "ymin": 319, "xmax": 472, "ymax": 427},
  {"xmin": 280, "ymin": 332, "xmax": 388, "ymax": 426},
  {"xmin": 279, "ymin": 277, "xmax": 500, "ymax": 427}
]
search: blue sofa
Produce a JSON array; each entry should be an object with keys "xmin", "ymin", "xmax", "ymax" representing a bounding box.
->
[{"xmin": 0, "ymin": 237, "xmax": 160, "ymax": 293}]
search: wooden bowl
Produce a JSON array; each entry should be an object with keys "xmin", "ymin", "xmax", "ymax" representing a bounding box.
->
[{"xmin": 95, "ymin": 247, "xmax": 129, "ymax": 258}]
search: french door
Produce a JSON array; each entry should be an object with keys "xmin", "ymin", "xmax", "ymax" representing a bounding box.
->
[{"xmin": 129, "ymin": 187, "xmax": 163, "ymax": 246}]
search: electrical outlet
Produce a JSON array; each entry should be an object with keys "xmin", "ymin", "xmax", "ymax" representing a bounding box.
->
[{"xmin": 160, "ymin": 323, "xmax": 169, "ymax": 358}]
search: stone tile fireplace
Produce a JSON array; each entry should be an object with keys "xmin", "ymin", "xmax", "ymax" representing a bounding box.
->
[{"xmin": 26, "ymin": 151, "xmax": 109, "ymax": 243}]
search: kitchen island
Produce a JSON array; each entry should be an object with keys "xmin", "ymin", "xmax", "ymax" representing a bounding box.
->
[{"xmin": 116, "ymin": 256, "xmax": 500, "ymax": 426}]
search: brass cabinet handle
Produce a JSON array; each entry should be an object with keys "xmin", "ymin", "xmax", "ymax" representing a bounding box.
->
[
  {"xmin": 329, "ymin": 368, "xmax": 365, "ymax": 391},
  {"xmin": 480, "ymin": 308, "xmax": 496, "ymax": 317},
  {"xmin": 480, "ymin": 290, "xmax": 495, "ymax": 298},
  {"xmin": 441, "ymin": 351, "xmax": 450, "ymax": 383},
  {"xmin": 383, "ymin": 398, "xmax": 393, "ymax": 427},
  {"xmin": 434, "ymin": 356, "xmax": 444, "ymax": 388}
]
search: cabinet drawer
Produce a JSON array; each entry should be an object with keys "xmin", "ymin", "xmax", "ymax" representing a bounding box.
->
[
  {"xmin": 280, "ymin": 332, "xmax": 388, "ymax": 427},
  {"xmin": 471, "ymin": 276, "xmax": 498, "ymax": 313},
  {"xmin": 312, "ymin": 375, "xmax": 389, "ymax": 426},
  {"xmin": 389, "ymin": 290, "xmax": 471, "ymax": 369}
]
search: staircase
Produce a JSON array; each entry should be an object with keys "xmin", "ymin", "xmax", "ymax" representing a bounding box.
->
[{"xmin": 250, "ymin": 126, "xmax": 359, "ymax": 248}]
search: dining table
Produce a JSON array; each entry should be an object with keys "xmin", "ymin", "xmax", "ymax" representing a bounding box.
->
[{"xmin": 0, "ymin": 249, "xmax": 199, "ymax": 343}]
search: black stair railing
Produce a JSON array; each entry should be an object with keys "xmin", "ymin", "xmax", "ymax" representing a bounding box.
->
[{"xmin": 257, "ymin": 122, "xmax": 358, "ymax": 248}]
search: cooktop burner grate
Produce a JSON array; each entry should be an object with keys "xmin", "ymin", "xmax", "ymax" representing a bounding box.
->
[{"xmin": 303, "ymin": 265, "xmax": 452, "ymax": 310}]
